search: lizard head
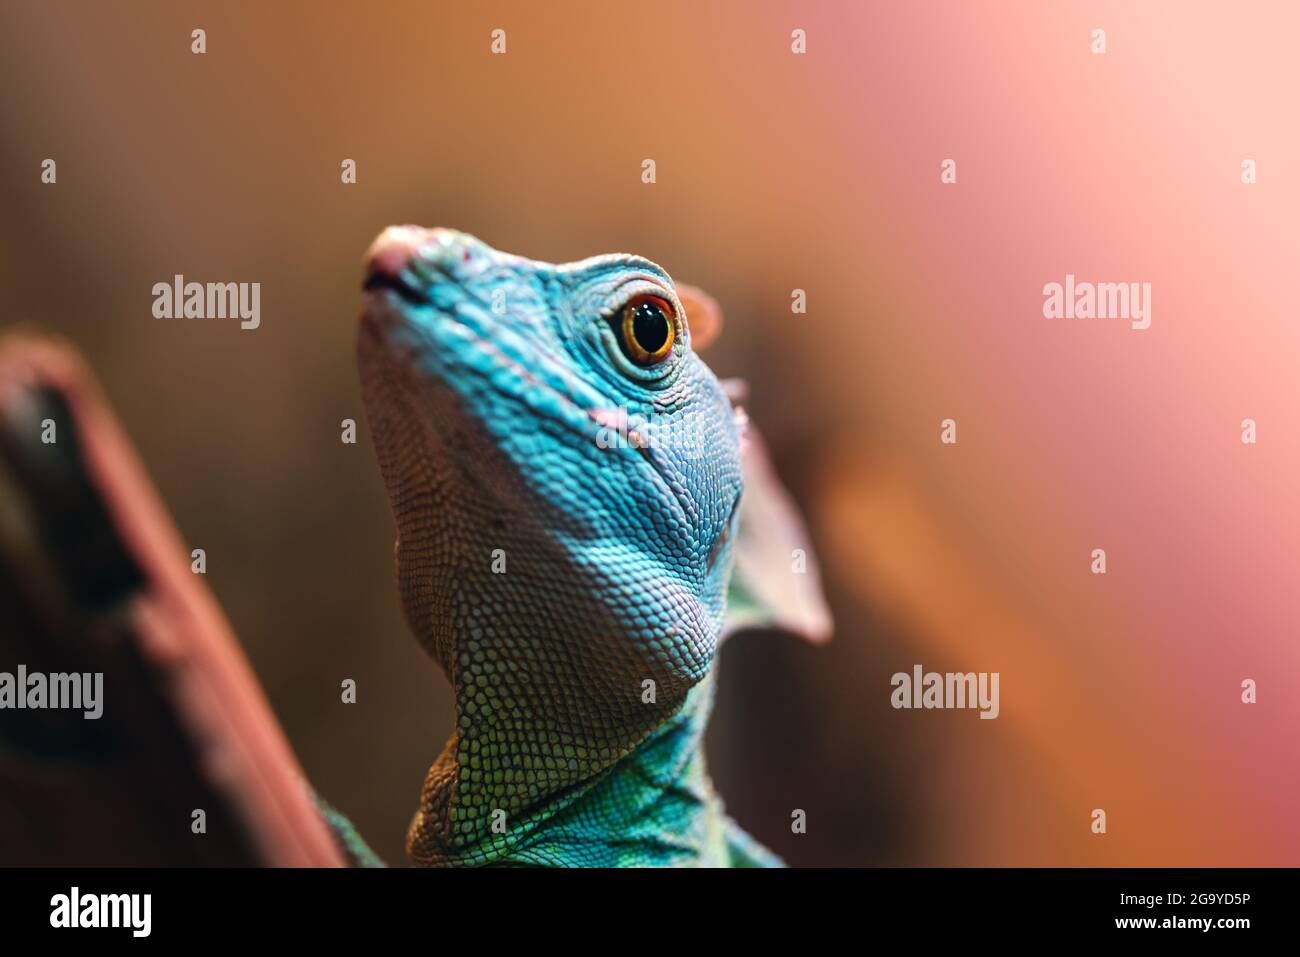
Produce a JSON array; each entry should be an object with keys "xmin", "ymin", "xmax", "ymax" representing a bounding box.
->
[{"xmin": 358, "ymin": 227, "xmax": 741, "ymax": 718}]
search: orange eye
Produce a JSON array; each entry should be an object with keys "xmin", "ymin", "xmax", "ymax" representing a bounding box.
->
[{"xmin": 618, "ymin": 294, "xmax": 676, "ymax": 365}]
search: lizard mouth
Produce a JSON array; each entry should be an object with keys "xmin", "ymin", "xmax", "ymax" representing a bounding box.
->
[
  {"xmin": 361, "ymin": 267, "xmax": 426, "ymax": 306},
  {"xmin": 359, "ymin": 274, "xmax": 606, "ymax": 449}
]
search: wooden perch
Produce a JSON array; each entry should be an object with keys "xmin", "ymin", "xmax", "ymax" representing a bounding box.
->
[{"xmin": 0, "ymin": 334, "xmax": 343, "ymax": 866}]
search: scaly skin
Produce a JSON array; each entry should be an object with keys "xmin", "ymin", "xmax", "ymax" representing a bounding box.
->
[{"xmin": 357, "ymin": 227, "xmax": 781, "ymax": 867}]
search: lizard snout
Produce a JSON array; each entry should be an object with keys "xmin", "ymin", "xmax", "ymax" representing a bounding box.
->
[
  {"xmin": 361, "ymin": 226, "xmax": 512, "ymax": 307},
  {"xmin": 363, "ymin": 225, "xmax": 431, "ymax": 279},
  {"xmin": 361, "ymin": 225, "xmax": 439, "ymax": 304}
]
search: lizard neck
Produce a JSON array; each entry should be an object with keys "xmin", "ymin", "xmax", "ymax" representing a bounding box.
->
[{"xmin": 407, "ymin": 669, "xmax": 730, "ymax": 867}]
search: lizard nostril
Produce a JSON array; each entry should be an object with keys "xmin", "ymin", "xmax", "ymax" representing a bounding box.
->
[{"xmin": 363, "ymin": 225, "xmax": 427, "ymax": 278}]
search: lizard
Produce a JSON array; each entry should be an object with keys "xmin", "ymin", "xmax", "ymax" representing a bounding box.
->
[{"xmin": 356, "ymin": 226, "xmax": 831, "ymax": 867}]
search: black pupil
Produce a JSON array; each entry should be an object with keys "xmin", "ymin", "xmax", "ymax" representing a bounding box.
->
[{"xmin": 631, "ymin": 300, "xmax": 670, "ymax": 353}]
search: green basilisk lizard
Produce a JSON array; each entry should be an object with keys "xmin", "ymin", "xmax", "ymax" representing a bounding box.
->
[{"xmin": 355, "ymin": 226, "xmax": 831, "ymax": 866}]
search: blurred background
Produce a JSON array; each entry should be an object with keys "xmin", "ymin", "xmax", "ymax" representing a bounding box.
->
[{"xmin": 2, "ymin": 0, "xmax": 1297, "ymax": 865}]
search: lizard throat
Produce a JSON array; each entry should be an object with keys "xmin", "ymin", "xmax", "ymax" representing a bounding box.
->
[{"xmin": 406, "ymin": 673, "xmax": 733, "ymax": 867}]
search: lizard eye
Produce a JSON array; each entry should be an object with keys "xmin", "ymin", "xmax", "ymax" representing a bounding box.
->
[{"xmin": 615, "ymin": 294, "xmax": 676, "ymax": 366}]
